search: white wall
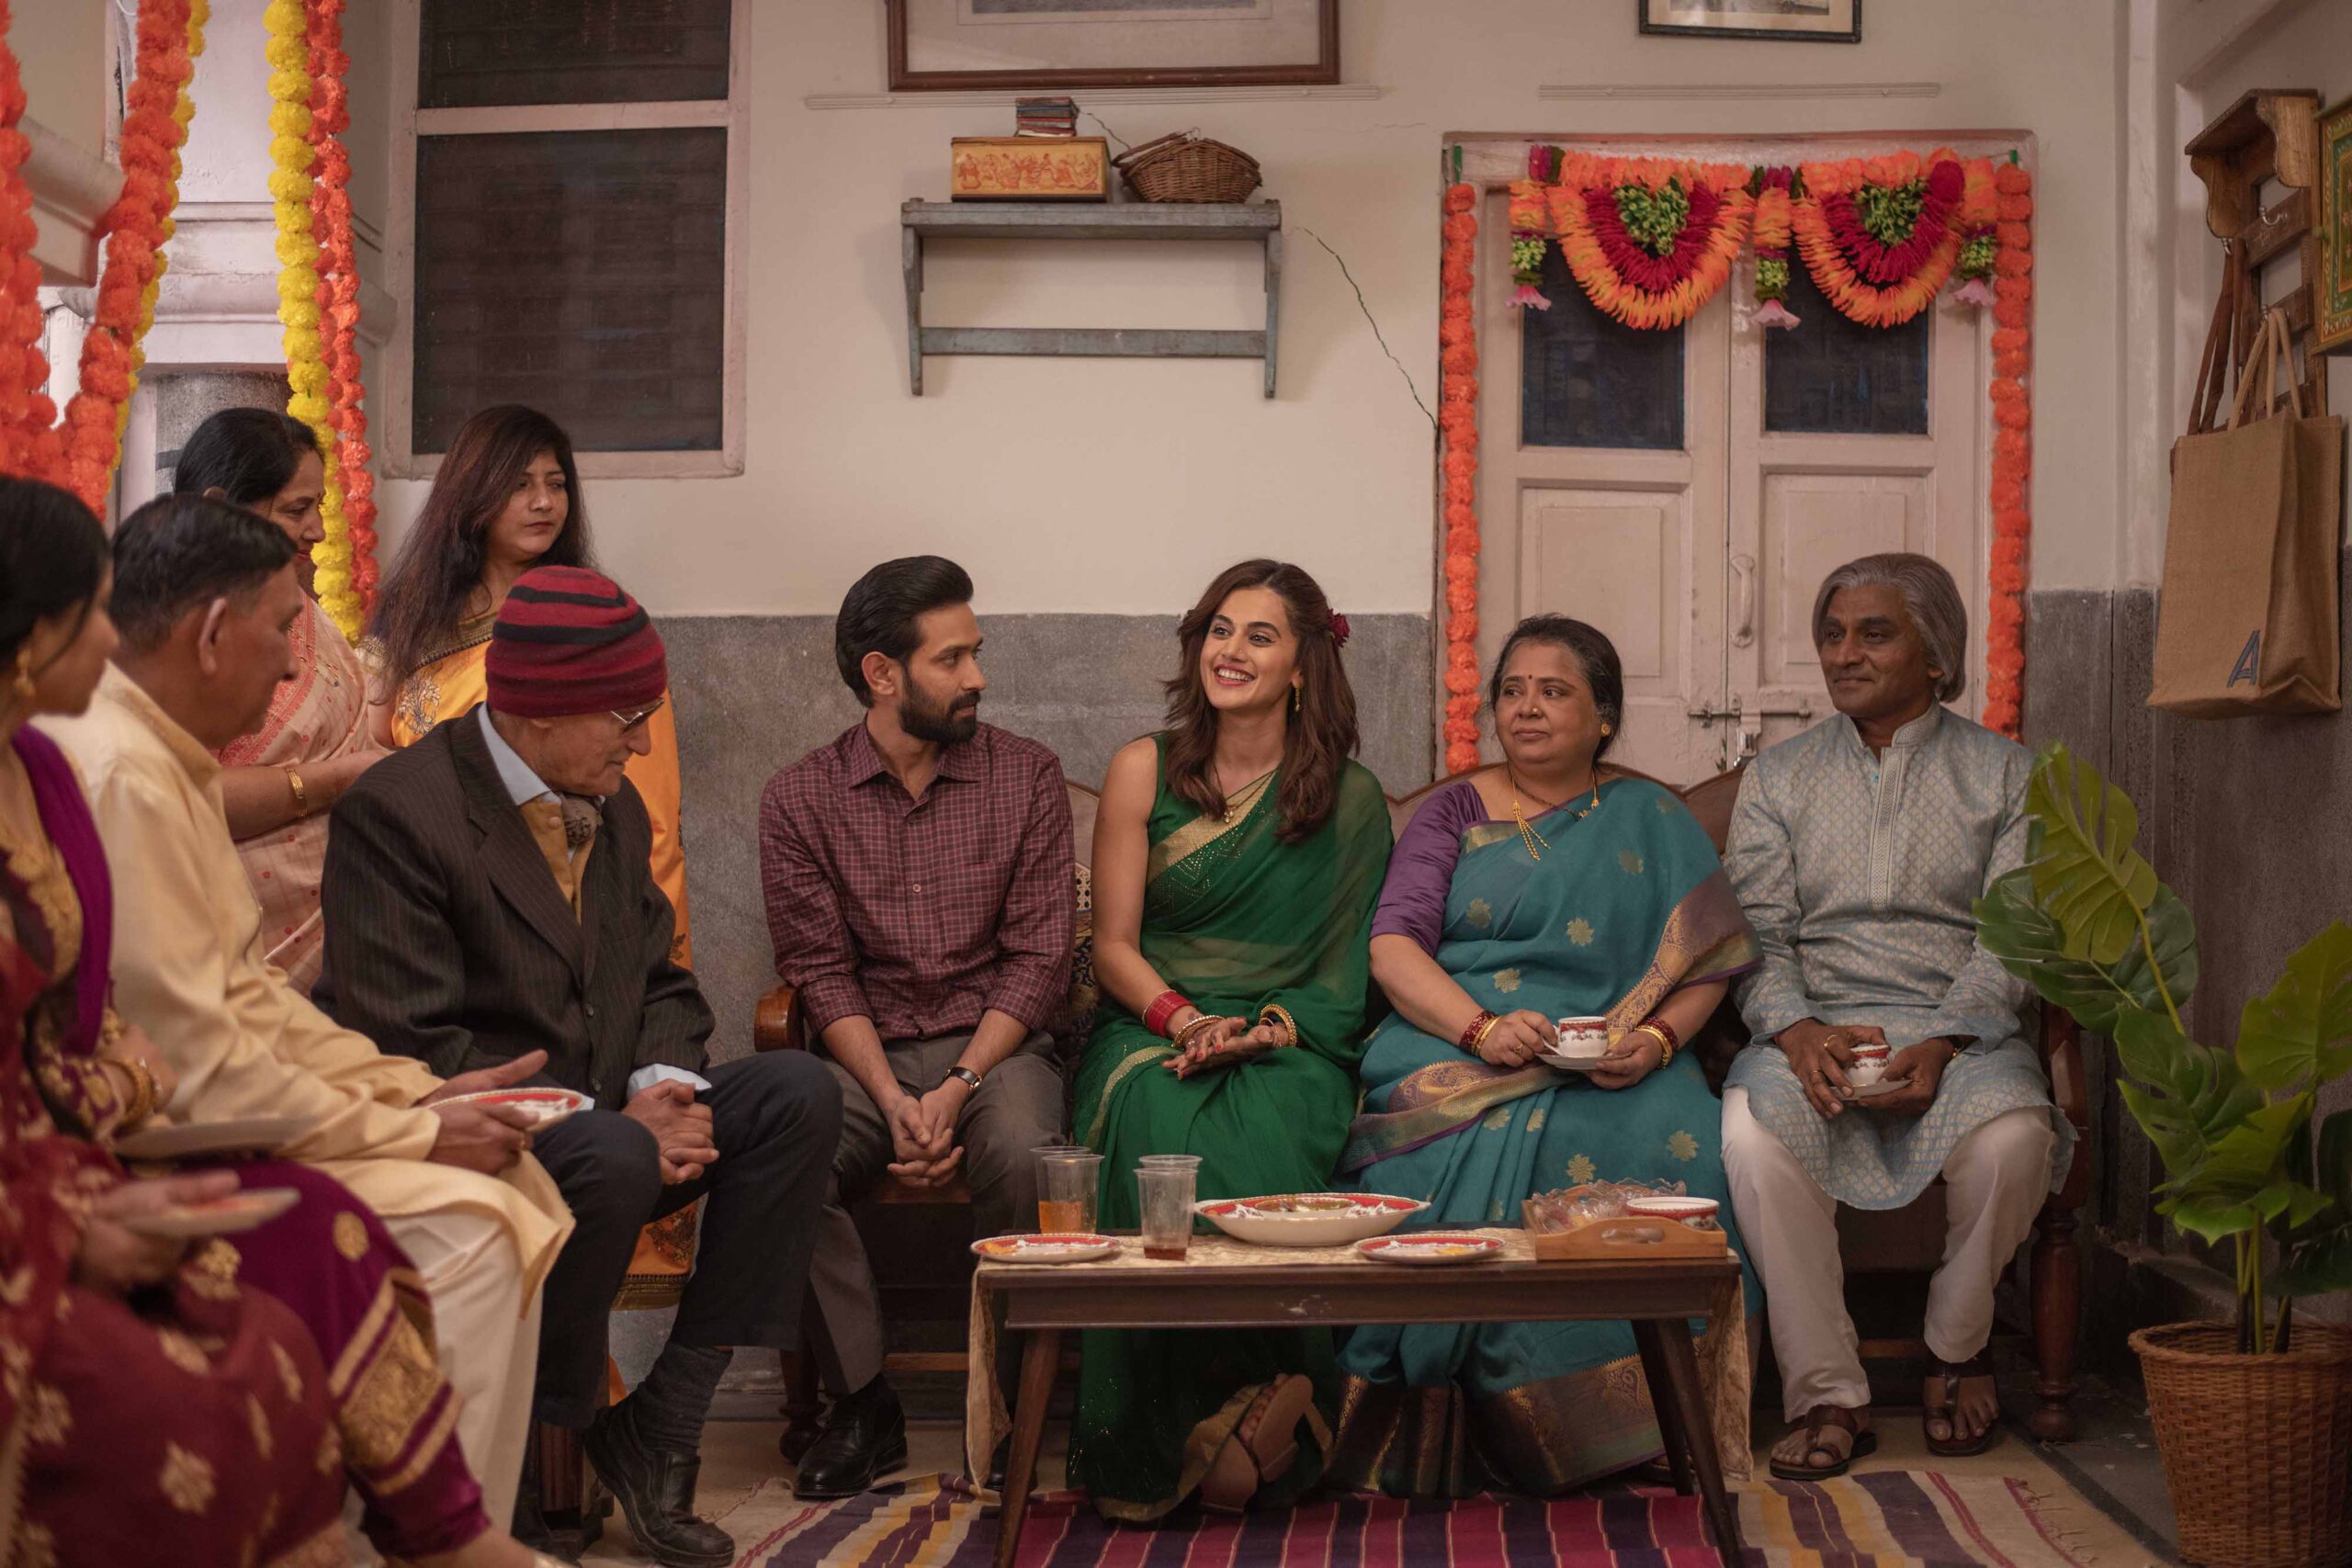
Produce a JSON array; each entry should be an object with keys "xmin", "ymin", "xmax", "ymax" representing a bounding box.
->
[
  {"xmin": 362, "ymin": 0, "xmax": 2124, "ymax": 614},
  {"xmin": 17, "ymin": 0, "xmax": 109, "ymax": 162}
]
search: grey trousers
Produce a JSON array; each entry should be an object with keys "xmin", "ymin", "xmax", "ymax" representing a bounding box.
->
[{"xmin": 807, "ymin": 1028, "xmax": 1065, "ymax": 1395}]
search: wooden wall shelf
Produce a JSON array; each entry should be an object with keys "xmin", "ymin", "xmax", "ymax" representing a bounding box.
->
[{"xmin": 899, "ymin": 198, "xmax": 1282, "ymax": 396}]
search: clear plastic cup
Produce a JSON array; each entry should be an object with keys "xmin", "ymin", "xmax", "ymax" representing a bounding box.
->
[
  {"xmin": 1035, "ymin": 1147, "xmax": 1102, "ymax": 1235},
  {"xmin": 1139, "ymin": 1154, "xmax": 1203, "ymax": 1168},
  {"xmin": 1137, "ymin": 1164, "xmax": 1198, "ymax": 1259}
]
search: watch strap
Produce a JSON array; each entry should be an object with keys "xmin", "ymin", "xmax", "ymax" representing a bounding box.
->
[{"xmin": 947, "ymin": 1066, "xmax": 984, "ymax": 1090}]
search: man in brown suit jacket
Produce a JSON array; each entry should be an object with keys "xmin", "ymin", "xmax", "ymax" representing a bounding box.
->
[{"xmin": 315, "ymin": 567, "xmax": 842, "ymax": 1568}]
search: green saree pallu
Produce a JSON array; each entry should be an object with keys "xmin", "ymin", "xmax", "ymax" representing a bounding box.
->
[
  {"xmin": 1069, "ymin": 738, "xmax": 1392, "ymax": 1521},
  {"xmin": 1328, "ymin": 778, "xmax": 1761, "ymax": 1498}
]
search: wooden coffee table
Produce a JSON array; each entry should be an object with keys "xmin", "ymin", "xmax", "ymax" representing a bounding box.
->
[{"xmin": 971, "ymin": 1232, "xmax": 1746, "ymax": 1568}]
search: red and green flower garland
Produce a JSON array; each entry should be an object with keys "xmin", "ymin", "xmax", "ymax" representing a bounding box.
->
[
  {"xmin": 1792, "ymin": 150, "xmax": 1997, "ymax": 328},
  {"xmin": 1527, "ymin": 153, "xmax": 1756, "ymax": 331}
]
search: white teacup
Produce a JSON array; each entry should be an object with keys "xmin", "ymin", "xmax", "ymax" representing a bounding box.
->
[
  {"xmin": 1552, "ymin": 1017, "xmax": 1611, "ymax": 1061},
  {"xmin": 1846, "ymin": 1043, "xmax": 1892, "ymax": 1088}
]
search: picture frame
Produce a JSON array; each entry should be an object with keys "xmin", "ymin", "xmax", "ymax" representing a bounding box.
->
[
  {"xmin": 886, "ymin": 0, "xmax": 1339, "ymax": 92},
  {"xmin": 2316, "ymin": 95, "xmax": 2352, "ymax": 353},
  {"xmin": 1637, "ymin": 0, "xmax": 1860, "ymax": 45}
]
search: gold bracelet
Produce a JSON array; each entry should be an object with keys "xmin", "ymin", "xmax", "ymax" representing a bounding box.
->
[
  {"xmin": 1634, "ymin": 1022, "xmax": 1674, "ymax": 1066},
  {"xmin": 1468, "ymin": 1013, "xmax": 1503, "ymax": 1055},
  {"xmin": 116, "ymin": 1056, "xmax": 158, "ymax": 1125},
  {"xmin": 1170, "ymin": 1013, "xmax": 1222, "ymax": 1054},
  {"xmin": 285, "ymin": 765, "xmax": 310, "ymax": 819},
  {"xmin": 1258, "ymin": 1003, "xmax": 1299, "ymax": 1049}
]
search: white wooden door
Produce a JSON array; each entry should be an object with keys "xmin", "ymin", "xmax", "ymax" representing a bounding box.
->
[
  {"xmin": 1724, "ymin": 258, "xmax": 1990, "ymax": 761},
  {"xmin": 1474, "ymin": 186, "xmax": 1989, "ymax": 785},
  {"xmin": 1476, "ymin": 189, "xmax": 1730, "ymax": 785}
]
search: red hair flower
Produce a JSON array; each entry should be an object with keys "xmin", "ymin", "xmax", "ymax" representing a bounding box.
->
[{"xmin": 1329, "ymin": 612, "xmax": 1351, "ymax": 649}]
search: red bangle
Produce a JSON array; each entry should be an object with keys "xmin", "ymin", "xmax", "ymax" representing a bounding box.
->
[
  {"xmin": 1458, "ymin": 1010, "xmax": 1498, "ymax": 1050},
  {"xmin": 1642, "ymin": 1017, "xmax": 1681, "ymax": 1055},
  {"xmin": 1144, "ymin": 991, "xmax": 1193, "ymax": 1038}
]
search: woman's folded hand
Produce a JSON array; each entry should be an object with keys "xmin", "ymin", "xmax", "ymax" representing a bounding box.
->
[{"xmin": 1474, "ymin": 1010, "xmax": 1555, "ymax": 1068}]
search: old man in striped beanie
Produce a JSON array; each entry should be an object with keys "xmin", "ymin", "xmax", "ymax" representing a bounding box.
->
[{"xmin": 315, "ymin": 566, "xmax": 843, "ymax": 1568}]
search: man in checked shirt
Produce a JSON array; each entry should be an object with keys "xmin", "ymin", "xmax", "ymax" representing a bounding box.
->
[{"xmin": 759, "ymin": 556, "xmax": 1074, "ymax": 1500}]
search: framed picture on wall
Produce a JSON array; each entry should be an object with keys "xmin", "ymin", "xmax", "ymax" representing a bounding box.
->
[
  {"xmin": 886, "ymin": 0, "xmax": 1339, "ymax": 91},
  {"xmin": 1638, "ymin": 0, "xmax": 1860, "ymax": 44},
  {"xmin": 2317, "ymin": 96, "xmax": 2352, "ymax": 353}
]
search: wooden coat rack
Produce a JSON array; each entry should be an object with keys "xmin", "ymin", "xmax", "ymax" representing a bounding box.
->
[{"xmin": 2187, "ymin": 88, "xmax": 2330, "ymax": 413}]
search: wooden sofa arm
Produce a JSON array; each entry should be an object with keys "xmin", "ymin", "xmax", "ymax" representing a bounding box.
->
[
  {"xmin": 2040, "ymin": 1007, "xmax": 2092, "ymax": 1212},
  {"xmin": 754, "ymin": 984, "xmax": 807, "ymax": 1053}
]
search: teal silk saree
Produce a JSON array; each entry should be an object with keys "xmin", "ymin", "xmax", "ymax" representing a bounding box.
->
[
  {"xmin": 1069, "ymin": 736, "xmax": 1391, "ymax": 1520},
  {"xmin": 1328, "ymin": 777, "xmax": 1760, "ymax": 1497}
]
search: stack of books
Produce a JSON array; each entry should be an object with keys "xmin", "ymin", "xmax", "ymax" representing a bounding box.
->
[{"xmin": 1014, "ymin": 96, "xmax": 1079, "ymax": 138}]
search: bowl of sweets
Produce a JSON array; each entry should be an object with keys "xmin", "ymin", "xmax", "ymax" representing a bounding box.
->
[{"xmin": 1194, "ymin": 1192, "xmax": 1428, "ymax": 1247}]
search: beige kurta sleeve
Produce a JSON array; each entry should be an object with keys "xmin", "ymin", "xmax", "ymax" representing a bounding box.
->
[{"xmin": 92, "ymin": 762, "xmax": 443, "ymax": 1165}]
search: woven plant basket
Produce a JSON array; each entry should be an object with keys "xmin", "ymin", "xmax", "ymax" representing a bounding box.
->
[
  {"xmin": 1114, "ymin": 131, "xmax": 1261, "ymax": 203},
  {"xmin": 2132, "ymin": 1321, "xmax": 2352, "ymax": 1567}
]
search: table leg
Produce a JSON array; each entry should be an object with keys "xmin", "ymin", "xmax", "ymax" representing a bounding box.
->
[
  {"xmin": 993, "ymin": 1327, "xmax": 1061, "ymax": 1568},
  {"xmin": 1630, "ymin": 1320, "xmax": 1697, "ymax": 1495},
  {"xmin": 1655, "ymin": 1318, "xmax": 1743, "ymax": 1566}
]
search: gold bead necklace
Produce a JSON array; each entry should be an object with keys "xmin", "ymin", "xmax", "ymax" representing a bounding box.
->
[{"xmin": 1506, "ymin": 767, "xmax": 1600, "ymax": 863}]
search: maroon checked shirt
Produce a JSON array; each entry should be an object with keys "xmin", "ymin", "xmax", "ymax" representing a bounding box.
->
[{"xmin": 758, "ymin": 720, "xmax": 1074, "ymax": 1043}]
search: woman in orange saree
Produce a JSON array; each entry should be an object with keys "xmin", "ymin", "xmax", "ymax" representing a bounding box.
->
[{"xmin": 179, "ymin": 409, "xmax": 385, "ymax": 993}]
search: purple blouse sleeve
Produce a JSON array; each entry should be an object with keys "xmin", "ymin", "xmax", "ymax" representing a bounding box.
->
[{"xmin": 1370, "ymin": 781, "xmax": 1487, "ymax": 955}]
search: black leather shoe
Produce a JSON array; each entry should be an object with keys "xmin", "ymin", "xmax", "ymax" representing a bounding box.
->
[
  {"xmin": 580, "ymin": 1405, "xmax": 735, "ymax": 1568},
  {"xmin": 792, "ymin": 1378, "xmax": 909, "ymax": 1500},
  {"xmin": 986, "ymin": 1438, "xmax": 1009, "ymax": 1493}
]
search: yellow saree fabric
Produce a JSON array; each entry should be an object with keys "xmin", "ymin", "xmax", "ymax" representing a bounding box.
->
[{"xmin": 388, "ymin": 622, "xmax": 693, "ymax": 969}]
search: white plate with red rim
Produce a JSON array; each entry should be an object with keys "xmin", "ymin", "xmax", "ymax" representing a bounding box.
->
[
  {"xmin": 1356, "ymin": 1233, "xmax": 1506, "ymax": 1266},
  {"xmin": 1623, "ymin": 1196, "xmax": 1721, "ymax": 1227},
  {"xmin": 438, "ymin": 1087, "xmax": 593, "ymax": 1127},
  {"xmin": 1194, "ymin": 1193, "xmax": 1427, "ymax": 1247},
  {"xmin": 120, "ymin": 1187, "xmax": 302, "ymax": 1239},
  {"xmin": 969, "ymin": 1234, "xmax": 1121, "ymax": 1265}
]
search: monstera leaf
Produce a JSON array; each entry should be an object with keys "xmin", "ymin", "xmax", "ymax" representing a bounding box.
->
[
  {"xmin": 1977, "ymin": 866, "xmax": 2199, "ymax": 1036},
  {"xmin": 2237, "ymin": 922, "xmax": 2352, "ymax": 1095},
  {"xmin": 2022, "ymin": 744, "xmax": 2173, "ymax": 976},
  {"xmin": 2113, "ymin": 1009, "xmax": 2263, "ymax": 1185},
  {"xmin": 2278, "ymin": 1112, "xmax": 2352, "ymax": 1296}
]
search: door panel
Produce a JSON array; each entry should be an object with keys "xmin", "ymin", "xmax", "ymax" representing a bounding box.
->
[{"xmin": 1761, "ymin": 473, "xmax": 1930, "ymax": 682}]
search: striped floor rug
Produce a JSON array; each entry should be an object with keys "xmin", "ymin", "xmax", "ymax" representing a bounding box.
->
[{"xmin": 733, "ymin": 1472, "xmax": 2103, "ymax": 1566}]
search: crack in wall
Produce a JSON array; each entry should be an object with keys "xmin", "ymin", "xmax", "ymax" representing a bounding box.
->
[{"xmin": 1299, "ymin": 227, "xmax": 1435, "ymax": 432}]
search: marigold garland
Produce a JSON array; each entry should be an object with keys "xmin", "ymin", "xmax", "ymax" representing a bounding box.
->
[
  {"xmin": 56, "ymin": 0, "xmax": 203, "ymax": 513},
  {"xmin": 1751, "ymin": 166, "xmax": 1799, "ymax": 329},
  {"xmin": 1545, "ymin": 153, "xmax": 1754, "ymax": 331},
  {"xmin": 0, "ymin": 0, "xmax": 64, "ymax": 483},
  {"xmin": 1791, "ymin": 150, "xmax": 1973, "ymax": 328},
  {"xmin": 303, "ymin": 0, "xmax": 376, "ymax": 629},
  {"xmin": 1440, "ymin": 182, "xmax": 1482, "ymax": 774},
  {"xmin": 1981, "ymin": 162, "xmax": 2033, "ymax": 739}
]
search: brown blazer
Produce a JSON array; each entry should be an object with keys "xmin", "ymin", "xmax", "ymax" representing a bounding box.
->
[{"xmin": 313, "ymin": 705, "xmax": 712, "ymax": 1109}]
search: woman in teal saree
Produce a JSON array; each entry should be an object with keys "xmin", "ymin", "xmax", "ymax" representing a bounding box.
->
[
  {"xmin": 1070, "ymin": 560, "xmax": 1391, "ymax": 1521},
  {"xmin": 1328, "ymin": 616, "xmax": 1760, "ymax": 1498}
]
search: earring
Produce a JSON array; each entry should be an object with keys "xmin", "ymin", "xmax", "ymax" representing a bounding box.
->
[
  {"xmin": 1600, "ymin": 722, "xmax": 1612, "ymax": 737},
  {"xmin": 1291, "ymin": 685, "xmax": 1302, "ymax": 714}
]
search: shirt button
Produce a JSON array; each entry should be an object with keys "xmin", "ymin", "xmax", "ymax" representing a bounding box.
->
[{"xmin": 912, "ymin": 884, "xmax": 923, "ymax": 893}]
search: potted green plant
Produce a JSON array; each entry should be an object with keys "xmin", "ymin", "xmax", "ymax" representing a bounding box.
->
[{"xmin": 1976, "ymin": 743, "xmax": 2352, "ymax": 1568}]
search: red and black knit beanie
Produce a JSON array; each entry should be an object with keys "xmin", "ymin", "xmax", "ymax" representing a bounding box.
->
[{"xmin": 485, "ymin": 566, "xmax": 668, "ymax": 718}]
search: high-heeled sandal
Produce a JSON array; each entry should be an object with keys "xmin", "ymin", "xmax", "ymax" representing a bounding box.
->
[{"xmin": 1197, "ymin": 1373, "xmax": 1316, "ymax": 1515}]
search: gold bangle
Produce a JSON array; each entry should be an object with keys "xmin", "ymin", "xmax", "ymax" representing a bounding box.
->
[
  {"xmin": 1171, "ymin": 1013, "xmax": 1221, "ymax": 1053},
  {"xmin": 117, "ymin": 1056, "xmax": 158, "ymax": 1125},
  {"xmin": 1468, "ymin": 1013, "xmax": 1503, "ymax": 1055},
  {"xmin": 285, "ymin": 766, "xmax": 310, "ymax": 819},
  {"xmin": 1634, "ymin": 1022, "xmax": 1673, "ymax": 1066},
  {"xmin": 1259, "ymin": 1003, "xmax": 1299, "ymax": 1049}
]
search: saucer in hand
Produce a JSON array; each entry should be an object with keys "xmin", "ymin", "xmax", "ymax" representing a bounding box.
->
[
  {"xmin": 435, "ymin": 1087, "xmax": 592, "ymax": 1127},
  {"xmin": 119, "ymin": 1187, "xmax": 301, "ymax": 1239}
]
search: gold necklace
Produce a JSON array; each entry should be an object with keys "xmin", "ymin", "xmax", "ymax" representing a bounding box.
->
[
  {"xmin": 1216, "ymin": 763, "xmax": 1278, "ymax": 824},
  {"xmin": 1506, "ymin": 767, "xmax": 1600, "ymax": 863}
]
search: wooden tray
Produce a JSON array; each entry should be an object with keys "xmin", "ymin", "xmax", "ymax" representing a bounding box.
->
[{"xmin": 1521, "ymin": 1200, "xmax": 1728, "ymax": 1261}]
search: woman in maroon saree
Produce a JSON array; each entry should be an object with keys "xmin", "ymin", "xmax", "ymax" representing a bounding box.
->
[{"xmin": 1, "ymin": 475, "xmax": 547, "ymax": 1568}]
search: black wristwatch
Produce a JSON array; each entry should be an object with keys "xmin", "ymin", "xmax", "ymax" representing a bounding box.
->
[{"xmin": 947, "ymin": 1066, "xmax": 984, "ymax": 1091}]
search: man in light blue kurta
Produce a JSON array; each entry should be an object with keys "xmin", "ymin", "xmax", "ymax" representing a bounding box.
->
[{"xmin": 1719, "ymin": 554, "xmax": 2074, "ymax": 1479}]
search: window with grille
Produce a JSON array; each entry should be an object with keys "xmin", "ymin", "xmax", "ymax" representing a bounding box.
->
[{"xmin": 395, "ymin": 0, "xmax": 743, "ymax": 473}]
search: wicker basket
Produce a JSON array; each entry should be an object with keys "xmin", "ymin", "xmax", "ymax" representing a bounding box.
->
[
  {"xmin": 1114, "ymin": 131, "xmax": 1261, "ymax": 203},
  {"xmin": 2132, "ymin": 1321, "xmax": 2352, "ymax": 1567}
]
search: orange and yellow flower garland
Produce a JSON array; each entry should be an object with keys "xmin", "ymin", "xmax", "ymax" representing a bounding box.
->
[
  {"xmin": 1982, "ymin": 163, "xmax": 2034, "ymax": 739},
  {"xmin": 303, "ymin": 0, "xmax": 377, "ymax": 625},
  {"xmin": 57, "ymin": 0, "xmax": 205, "ymax": 513},
  {"xmin": 1440, "ymin": 183, "xmax": 1483, "ymax": 774},
  {"xmin": 0, "ymin": 0, "xmax": 65, "ymax": 482},
  {"xmin": 267, "ymin": 0, "xmax": 365, "ymax": 637},
  {"xmin": 1545, "ymin": 154, "xmax": 1754, "ymax": 331},
  {"xmin": 1790, "ymin": 151, "xmax": 1989, "ymax": 329}
]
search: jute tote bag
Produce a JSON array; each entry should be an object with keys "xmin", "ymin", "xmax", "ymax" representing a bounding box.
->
[{"xmin": 2150, "ymin": 299, "xmax": 2344, "ymax": 716}]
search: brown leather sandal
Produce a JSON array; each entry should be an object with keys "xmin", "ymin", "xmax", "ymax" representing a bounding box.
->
[
  {"xmin": 1198, "ymin": 1373, "xmax": 1316, "ymax": 1514},
  {"xmin": 1923, "ymin": 1354, "xmax": 2000, "ymax": 1457},
  {"xmin": 1769, "ymin": 1404, "xmax": 1877, "ymax": 1481}
]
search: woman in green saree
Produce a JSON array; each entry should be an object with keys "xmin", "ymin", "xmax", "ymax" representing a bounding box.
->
[
  {"xmin": 1070, "ymin": 559, "xmax": 1392, "ymax": 1521},
  {"xmin": 1327, "ymin": 616, "xmax": 1761, "ymax": 1497}
]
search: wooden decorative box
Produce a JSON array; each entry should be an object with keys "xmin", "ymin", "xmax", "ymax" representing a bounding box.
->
[
  {"xmin": 950, "ymin": 137, "xmax": 1109, "ymax": 202},
  {"xmin": 1521, "ymin": 1200, "xmax": 1729, "ymax": 1261}
]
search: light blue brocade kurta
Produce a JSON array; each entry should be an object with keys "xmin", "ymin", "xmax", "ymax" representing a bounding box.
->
[{"xmin": 1723, "ymin": 705, "xmax": 2075, "ymax": 1210}]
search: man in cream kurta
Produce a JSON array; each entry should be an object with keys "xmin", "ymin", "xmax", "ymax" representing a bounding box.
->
[{"xmin": 50, "ymin": 662, "xmax": 572, "ymax": 1534}]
